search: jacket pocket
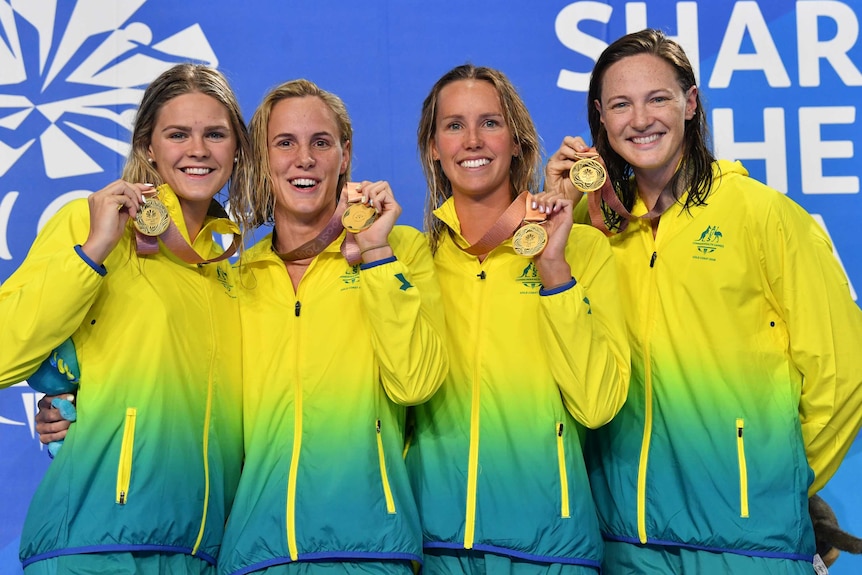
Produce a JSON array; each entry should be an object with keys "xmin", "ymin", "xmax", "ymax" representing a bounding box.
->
[
  {"xmin": 116, "ymin": 408, "xmax": 137, "ymax": 505},
  {"xmin": 376, "ymin": 419, "xmax": 396, "ymax": 514},
  {"xmin": 556, "ymin": 422, "xmax": 571, "ymax": 518},
  {"xmin": 736, "ymin": 418, "xmax": 749, "ymax": 518}
]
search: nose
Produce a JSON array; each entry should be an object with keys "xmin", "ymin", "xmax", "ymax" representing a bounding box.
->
[
  {"xmin": 187, "ymin": 134, "xmax": 210, "ymax": 158},
  {"xmin": 295, "ymin": 143, "xmax": 315, "ymax": 168},
  {"xmin": 630, "ymin": 103, "xmax": 652, "ymax": 131},
  {"xmin": 464, "ymin": 126, "xmax": 483, "ymax": 149}
]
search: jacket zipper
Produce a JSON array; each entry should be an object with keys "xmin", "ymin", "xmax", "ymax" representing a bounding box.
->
[
  {"xmin": 556, "ymin": 422, "xmax": 571, "ymax": 518},
  {"xmin": 116, "ymin": 407, "xmax": 137, "ymax": 504},
  {"xmin": 376, "ymin": 419, "xmax": 397, "ymax": 514},
  {"xmin": 637, "ymin": 241, "xmax": 659, "ymax": 543},
  {"xmin": 464, "ymin": 266, "xmax": 486, "ymax": 549},
  {"xmin": 736, "ymin": 418, "xmax": 749, "ymax": 518},
  {"xmin": 192, "ymin": 265, "xmax": 216, "ymax": 555},
  {"xmin": 286, "ymin": 292, "xmax": 304, "ymax": 561}
]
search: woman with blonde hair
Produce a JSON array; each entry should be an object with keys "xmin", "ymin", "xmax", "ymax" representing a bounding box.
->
[
  {"xmin": 216, "ymin": 79, "xmax": 448, "ymax": 575},
  {"xmin": 1, "ymin": 63, "xmax": 250, "ymax": 574},
  {"xmin": 407, "ymin": 63, "xmax": 630, "ymax": 575}
]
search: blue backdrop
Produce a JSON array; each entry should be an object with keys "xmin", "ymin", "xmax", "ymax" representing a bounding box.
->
[{"xmin": 1, "ymin": 1, "xmax": 860, "ymax": 572}]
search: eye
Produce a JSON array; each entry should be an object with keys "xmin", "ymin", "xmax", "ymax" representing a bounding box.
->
[
  {"xmin": 168, "ymin": 131, "xmax": 188, "ymax": 140},
  {"xmin": 482, "ymin": 119, "xmax": 500, "ymax": 128},
  {"xmin": 274, "ymin": 138, "xmax": 294, "ymax": 149},
  {"xmin": 207, "ymin": 130, "xmax": 227, "ymax": 140},
  {"xmin": 313, "ymin": 139, "xmax": 332, "ymax": 149},
  {"xmin": 446, "ymin": 121, "xmax": 463, "ymax": 131}
]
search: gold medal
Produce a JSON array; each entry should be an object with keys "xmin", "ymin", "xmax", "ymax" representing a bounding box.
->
[
  {"xmin": 342, "ymin": 202, "xmax": 377, "ymax": 233},
  {"xmin": 512, "ymin": 222, "xmax": 547, "ymax": 257},
  {"xmin": 569, "ymin": 157, "xmax": 606, "ymax": 192},
  {"xmin": 134, "ymin": 197, "xmax": 170, "ymax": 236}
]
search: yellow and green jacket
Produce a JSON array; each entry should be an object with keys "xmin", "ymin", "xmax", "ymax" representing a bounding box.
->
[
  {"xmin": 406, "ymin": 198, "xmax": 630, "ymax": 568},
  {"xmin": 217, "ymin": 226, "xmax": 447, "ymax": 575},
  {"xmin": 0, "ymin": 187, "xmax": 243, "ymax": 568},
  {"xmin": 581, "ymin": 160, "xmax": 862, "ymax": 562}
]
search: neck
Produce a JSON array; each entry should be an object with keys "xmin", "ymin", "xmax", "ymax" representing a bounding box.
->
[
  {"xmin": 635, "ymin": 165, "xmax": 678, "ymax": 211},
  {"xmin": 179, "ymin": 199, "xmax": 211, "ymax": 242},
  {"xmin": 452, "ymin": 188, "xmax": 513, "ymax": 245},
  {"xmin": 272, "ymin": 207, "xmax": 336, "ymax": 254}
]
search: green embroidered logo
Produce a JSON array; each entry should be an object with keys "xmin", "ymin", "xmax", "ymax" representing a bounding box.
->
[
  {"xmin": 517, "ymin": 261, "xmax": 542, "ymax": 291},
  {"xmin": 693, "ymin": 225, "xmax": 725, "ymax": 260},
  {"xmin": 340, "ymin": 264, "xmax": 361, "ymax": 285}
]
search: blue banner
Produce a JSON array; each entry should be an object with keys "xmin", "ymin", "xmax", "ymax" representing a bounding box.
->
[{"xmin": 1, "ymin": 1, "xmax": 860, "ymax": 573}]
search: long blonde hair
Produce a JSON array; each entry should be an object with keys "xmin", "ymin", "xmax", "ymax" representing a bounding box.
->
[
  {"xmin": 124, "ymin": 63, "xmax": 251, "ymax": 226},
  {"xmin": 417, "ymin": 64, "xmax": 541, "ymax": 253},
  {"xmin": 240, "ymin": 79, "xmax": 353, "ymax": 231}
]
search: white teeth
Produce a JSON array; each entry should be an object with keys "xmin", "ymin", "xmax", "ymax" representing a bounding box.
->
[
  {"xmin": 290, "ymin": 178, "xmax": 316, "ymax": 187},
  {"xmin": 460, "ymin": 158, "xmax": 490, "ymax": 168},
  {"xmin": 183, "ymin": 167, "xmax": 212, "ymax": 175},
  {"xmin": 632, "ymin": 134, "xmax": 660, "ymax": 145}
]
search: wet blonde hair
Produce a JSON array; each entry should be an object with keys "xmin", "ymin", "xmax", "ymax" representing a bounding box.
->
[
  {"xmin": 417, "ymin": 64, "xmax": 541, "ymax": 253},
  {"xmin": 241, "ymin": 79, "xmax": 353, "ymax": 230},
  {"xmin": 123, "ymin": 63, "xmax": 251, "ymax": 225}
]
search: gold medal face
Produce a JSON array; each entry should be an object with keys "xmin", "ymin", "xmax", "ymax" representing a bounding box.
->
[
  {"xmin": 134, "ymin": 197, "xmax": 170, "ymax": 236},
  {"xmin": 512, "ymin": 222, "xmax": 547, "ymax": 257},
  {"xmin": 342, "ymin": 202, "xmax": 378, "ymax": 233},
  {"xmin": 569, "ymin": 157, "xmax": 606, "ymax": 192}
]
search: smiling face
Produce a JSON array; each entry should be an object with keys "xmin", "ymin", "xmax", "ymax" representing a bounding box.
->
[
  {"xmin": 267, "ymin": 96, "xmax": 350, "ymax": 226},
  {"xmin": 147, "ymin": 92, "xmax": 236, "ymax": 209},
  {"xmin": 431, "ymin": 79, "xmax": 519, "ymax": 203},
  {"xmin": 595, "ymin": 53, "xmax": 697, "ymax": 186}
]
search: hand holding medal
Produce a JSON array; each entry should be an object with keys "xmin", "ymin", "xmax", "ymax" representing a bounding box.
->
[
  {"xmin": 341, "ymin": 182, "xmax": 378, "ymax": 233},
  {"xmin": 342, "ymin": 180, "xmax": 399, "ymax": 263},
  {"xmin": 512, "ymin": 193, "xmax": 548, "ymax": 257},
  {"xmin": 80, "ymin": 180, "xmax": 152, "ymax": 265},
  {"xmin": 529, "ymin": 191, "xmax": 575, "ymax": 290},
  {"xmin": 568, "ymin": 152, "xmax": 607, "ymax": 193}
]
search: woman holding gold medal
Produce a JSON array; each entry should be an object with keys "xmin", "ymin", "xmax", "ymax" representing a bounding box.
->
[
  {"xmin": 214, "ymin": 79, "xmax": 448, "ymax": 575},
  {"xmin": 544, "ymin": 29, "xmax": 862, "ymax": 574},
  {"xmin": 0, "ymin": 64, "xmax": 250, "ymax": 574},
  {"xmin": 405, "ymin": 64, "xmax": 630, "ymax": 574}
]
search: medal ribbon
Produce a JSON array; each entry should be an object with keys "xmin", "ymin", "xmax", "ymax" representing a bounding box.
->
[
  {"xmin": 456, "ymin": 191, "xmax": 531, "ymax": 257},
  {"xmin": 272, "ymin": 192, "xmax": 362, "ymax": 265},
  {"xmin": 134, "ymin": 187, "xmax": 240, "ymax": 264},
  {"xmin": 577, "ymin": 152, "xmax": 675, "ymax": 235}
]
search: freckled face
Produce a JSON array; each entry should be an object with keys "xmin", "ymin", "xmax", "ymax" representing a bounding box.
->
[{"xmin": 596, "ymin": 53, "xmax": 697, "ymax": 183}]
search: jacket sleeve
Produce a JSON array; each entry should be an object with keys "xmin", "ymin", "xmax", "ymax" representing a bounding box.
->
[
  {"xmin": 538, "ymin": 224, "xmax": 631, "ymax": 428},
  {"xmin": 765, "ymin": 198, "xmax": 862, "ymax": 495},
  {"xmin": 0, "ymin": 200, "xmax": 105, "ymax": 387},
  {"xmin": 359, "ymin": 226, "xmax": 448, "ymax": 406}
]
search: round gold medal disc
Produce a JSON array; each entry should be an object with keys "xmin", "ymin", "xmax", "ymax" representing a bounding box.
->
[
  {"xmin": 134, "ymin": 198, "xmax": 170, "ymax": 236},
  {"xmin": 512, "ymin": 223, "xmax": 548, "ymax": 257},
  {"xmin": 342, "ymin": 202, "xmax": 378, "ymax": 233},
  {"xmin": 569, "ymin": 157, "xmax": 606, "ymax": 193}
]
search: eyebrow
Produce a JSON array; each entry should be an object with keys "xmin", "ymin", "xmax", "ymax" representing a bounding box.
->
[
  {"xmin": 270, "ymin": 131, "xmax": 336, "ymax": 141},
  {"xmin": 159, "ymin": 124, "xmax": 230, "ymax": 133},
  {"xmin": 605, "ymin": 87, "xmax": 674, "ymax": 101},
  {"xmin": 439, "ymin": 112, "xmax": 504, "ymax": 122}
]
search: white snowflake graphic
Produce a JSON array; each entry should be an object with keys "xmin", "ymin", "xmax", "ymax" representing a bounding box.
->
[{"xmin": 0, "ymin": 0, "xmax": 218, "ymax": 179}]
